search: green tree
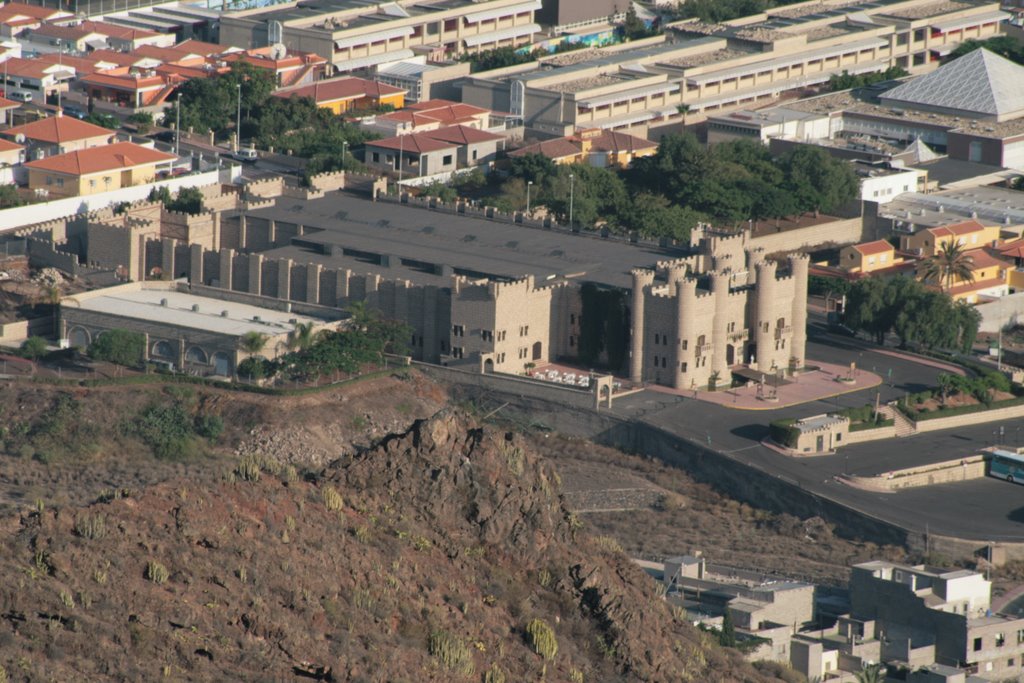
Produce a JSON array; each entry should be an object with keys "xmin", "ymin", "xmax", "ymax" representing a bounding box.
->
[
  {"xmin": 946, "ymin": 36, "xmax": 1024, "ymax": 65},
  {"xmin": 127, "ymin": 111, "xmax": 154, "ymax": 133},
  {"xmin": 780, "ymin": 145, "xmax": 860, "ymax": 215},
  {"xmin": 84, "ymin": 112, "xmax": 119, "ymax": 129},
  {"xmin": 0, "ymin": 183, "xmax": 24, "ymax": 208},
  {"xmin": 20, "ymin": 336, "xmax": 47, "ymax": 361},
  {"xmin": 719, "ymin": 609, "xmax": 737, "ymax": 648},
  {"xmin": 628, "ymin": 192, "xmax": 702, "ymax": 241},
  {"xmin": 88, "ymin": 329, "xmax": 145, "ymax": 367},
  {"xmin": 166, "ymin": 186, "xmax": 204, "ymax": 215},
  {"xmin": 238, "ymin": 331, "xmax": 268, "ymax": 356},
  {"xmin": 855, "ymin": 663, "xmax": 885, "ymax": 683},
  {"xmin": 621, "ymin": 5, "xmax": 657, "ymax": 40},
  {"xmin": 509, "ymin": 153, "xmax": 557, "ymax": 184},
  {"xmin": 461, "ymin": 46, "xmax": 535, "ymax": 72},
  {"xmin": 286, "ymin": 321, "xmax": 317, "ymax": 352},
  {"xmin": 921, "ymin": 240, "xmax": 975, "ymax": 292}
]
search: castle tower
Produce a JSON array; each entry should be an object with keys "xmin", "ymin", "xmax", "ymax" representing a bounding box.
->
[
  {"xmin": 788, "ymin": 254, "xmax": 809, "ymax": 370},
  {"xmin": 674, "ymin": 278, "xmax": 697, "ymax": 390},
  {"xmin": 710, "ymin": 271, "xmax": 731, "ymax": 384},
  {"xmin": 630, "ymin": 269, "xmax": 656, "ymax": 383},
  {"xmin": 754, "ymin": 259, "xmax": 778, "ymax": 373}
]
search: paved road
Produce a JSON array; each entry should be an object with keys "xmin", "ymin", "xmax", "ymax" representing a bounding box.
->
[{"xmin": 610, "ymin": 323, "xmax": 1024, "ymax": 542}]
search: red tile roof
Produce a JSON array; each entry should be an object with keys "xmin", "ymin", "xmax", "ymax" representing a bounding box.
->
[
  {"xmin": 0, "ymin": 95, "xmax": 19, "ymax": 110},
  {"xmin": 852, "ymin": 240, "xmax": 894, "ymax": 256},
  {"xmin": 509, "ymin": 137, "xmax": 581, "ymax": 159},
  {"xmin": 510, "ymin": 128, "xmax": 656, "ymax": 160},
  {"xmin": 0, "ymin": 56, "xmax": 70, "ymax": 79},
  {"xmin": 420, "ymin": 124, "xmax": 504, "ymax": 145},
  {"xmin": 926, "ymin": 219, "xmax": 987, "ymax": 238},
  {"xmin": 24, "ymin": 141, "xmax": 175, "ymax": 175},
  {"xmin": 28, "ymin": 22, "xmax": 101, "ymax": 40},
  {"xmin": 0, "ymin": 138, "xmax": 22, "ymax": 152},
  {"xmin": 36, "ymin": 51, "xmax": 108, "ymax": 74},
  {"xmin": 4, "ymin": 115, "xmax": 114, "ymax": 144},
  {"xmin": 965, "ymin": 249, "xmax": 1008, "ymax": 270},
  {"xmin": 367, "ymin": 133, "xmax": 457, "ymax": 154},
  {"xmin": 274, "ymin": 76, "xmax": 404, "ymax": 104},
  {"xmin": 379, "ymin": 99, "xmax": 490, "ymax": 127}
]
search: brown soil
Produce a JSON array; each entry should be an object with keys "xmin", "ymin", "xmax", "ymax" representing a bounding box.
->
[
  {"xmin": 0, "ymin": 386, "xmax": 787, "ymax": 682},
  {"xmin": 537, "ymin": 435, "xmax": 909, "ymax": 586}
]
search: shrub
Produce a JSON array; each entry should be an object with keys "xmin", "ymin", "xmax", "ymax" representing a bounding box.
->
[
  {"xmin": 768, "ymin": 419, "xmax": 799, "ymax": 448},
  {"xmin": 126, "ymin": 402, "xmax": 196, "ymax": 460},
  {"xmin": 428, "ymin": 629, "xmax": 474, "ymax": 675},
  {"xmin": 146, "ymin": 561, "xmax": 169, "ymax": 584},
  {"xmin": 483, "ymin": 663, "xmax": 506, "ymax": 683},
  {"xmin": 74, "ymin": 513, "xmax": 107, "ymax": 540},
  {"xmin": 235, "ymin": 455, "xmax": 261, "ymax": 482},
  {"xmin": 88, "ymin": 329, "xmax": 145, "ymax": 367},
  {"xmin": 20, "ymin": 336, "xmax": 48, "ymax": 361},
  {"xmin": 526, "ymin": 618, "xmax": 558, "ymax": 661},
  {"xmin": 322, "ymin": 486, "xmax": 344, "ymax": 511},
  {"xmin": 194, "ymin": 414, "xmax": 223, "ymax": 440}
]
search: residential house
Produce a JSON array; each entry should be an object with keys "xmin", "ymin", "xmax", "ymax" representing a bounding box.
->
[
  {"xmin": 0, "ymin": 137, "xmax": 23, "ymax": 182},
  {"xmin": 21, "ymin": 23, "xmax": 108, "ymax": 53},
  {"xmin": 419, "ymin": 125, "xmax": 505, "ymax": 167},
  {"xmin": 0, "ymin": 56, "xmax": 74, "ymax": 104},
  {"xmin": 23, "ymin": 141, "xmax": 176, "ymax": 198},
  {"xmin": 365, "ymin": 99, "xmax": 493, "ymax": 136},
  {"xmin": 272, "ymin": 76, "xmax": 406, "ymax": 115},
  {"xmin": 221, "ymin": 47, "xmax": 328, "ymax": 88},
  {"xmin": 79, "ymin": 68, "xmax": 183, "ymax": 110},
  {"xmin": 78, "ymin": 21, "xmax": 176, "ymax": 50},
  {"xmin": 901, "ymin": 220, "xmax": 1002, "ymax": 257},
  {"xmin": 850, "ymin": 560, "xmax": 1024, "ymax": 680},
  {"xmin": 840, "ymin": 240, "xmax": 901, "ymax": 274},
  {"xmin": 917, "ymin": 247, "xmax": 1010, "ymax": 303},
  {"xmin": 364, "ymin": 133, "xmax": 459, "ymax": 178},
  {"xmin": 510, "ymin": 128, "xmax": 657, "ymax": 167},
  {"xmin": 0, "ymin": 3, "xmax": 73, "ymax": 39},
  {"xmin": 3, "ymin": 114, "xmax": 115, "ymax": 157}
]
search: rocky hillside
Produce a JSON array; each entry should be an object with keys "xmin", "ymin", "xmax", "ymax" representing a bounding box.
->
[{"xmin": 0, "ymin": 405, "xmax": 786, "ymax": 682}]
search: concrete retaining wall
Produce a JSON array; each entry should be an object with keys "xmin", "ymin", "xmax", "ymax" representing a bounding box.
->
[
  {"xmin": 843, "ymin": 424, "xmax": 898, "ymax": 444},
  {"xmin": 748, "ymin": 217, "xmax": 866, "ymax": 255},
  {"xmin": 976, "ymin": 291, "xmax": 1024, "ymax": 333},
  {"xmin": 0, "ymin": 317, "xmax": 51, "ymax": 344},
  {"xmin": 846, "ymin": 456, "xmax": 986, "ymax": 491},
  {"xmin": 912, "ymin": 402, "xmax": 1024, "ymax": 433}
]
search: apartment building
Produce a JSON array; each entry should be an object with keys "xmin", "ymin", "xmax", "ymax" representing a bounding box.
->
[
  {"xmin": 0, "ymin": 55, "xmax": 74, "ymax": 104},
  {"xmin": 461, "ymin": 0, "xmax": 1006, "ymax": 137},
  {"xmin": 219, "ymin": 0, "xmax": 540, "ymax": 74},
  {"xmin": 851, "ymin": 561, "xmax": 1024, "ymax": 679}
]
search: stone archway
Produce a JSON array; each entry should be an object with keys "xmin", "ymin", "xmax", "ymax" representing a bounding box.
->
[
  {"xmin": 67, "ymin": 326, "xmax": 91, "ymax": 349},
  {"xmin": 185, "ymin": 346, "xmax": 208, "ymax": 364}
]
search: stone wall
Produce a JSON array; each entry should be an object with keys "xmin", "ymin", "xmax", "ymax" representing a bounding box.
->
[
  {"xmin": 843, "ymin": 424, "xmax": 898, "ymax": 444},
  {"xmin": 912, "ymin": 402, "xmax": 1024, "ymax": 433},
  {"xmin": 975, "ymin": 291, "xmax": 1024, "ymax": 333},
  {"xmin": 26, "ymin": 237, "xmax": 80, "ymax": 277},
  {"xmin": 845, "ymin": 455, "xmax": 986, "ymax": 491},
  {"xmin": 748, "ymin": 216, "xmax": 867, "ymax": 255}
]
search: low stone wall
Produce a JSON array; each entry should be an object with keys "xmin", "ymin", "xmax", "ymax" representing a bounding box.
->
[
  {"xmin": 0, "ymin": 317, "xmax": 50, "ymax": 344},
  {"xmin": 911, "ymin": 402, "xmax": 1024, "ymax": 433},
  {"xmin": 845, "ymin": 455, "xmax": 986, "ymax": 491},
  {"xmin": 749, "ymin": 216, "xmax": 866, "ymax": 255},
  {"xmin": 843, "ymin": 424, "xmax": 898, "ymax": 444}
]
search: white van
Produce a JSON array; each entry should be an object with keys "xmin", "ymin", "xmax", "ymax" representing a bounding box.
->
[
  {"xmin": 232, "ymin": 146, "xmax": 258, "ymax": 163},
  {"xmin": 9, "ymin": 91, "xmax": 33, "ymax": 102}
]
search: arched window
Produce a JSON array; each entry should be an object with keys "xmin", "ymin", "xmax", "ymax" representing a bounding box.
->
[
  {"xmin": 152, "ymin": 340, "xmax": 174, "ymax": 358},
  {"xmin": 185, "ymin": 346, "xmax": 208, "ymax": 364}
]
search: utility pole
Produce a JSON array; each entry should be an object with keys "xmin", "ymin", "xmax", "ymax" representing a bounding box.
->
[
  {"xmin": 56, "ymin": 39, "xmax": 62, "ymax": 110},
  {"xmin": 526, "ymin": 179, "xmax": 533, "ymax": 215},
  {"xmin": 569, "ymin": 172, "xmax": 574, "ymax": 230},
  {"xmin": 398, "ymin": 133, "xmax": 404, "ymax": 183},
  {"xmin": 235, "ymin": 83, "xmax": 241, "ymax": 153}
]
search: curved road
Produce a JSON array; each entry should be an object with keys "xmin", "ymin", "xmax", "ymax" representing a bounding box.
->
[{"xmin": 612, "ymin": 323, "xmax": 1024, "ymax": 542}]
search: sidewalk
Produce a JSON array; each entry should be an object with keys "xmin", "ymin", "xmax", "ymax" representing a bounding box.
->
[{"xmin": 647, "ymin": 361, "xmax": 883, "ymax": 411}]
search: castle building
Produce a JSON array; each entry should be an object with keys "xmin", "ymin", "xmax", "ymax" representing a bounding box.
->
[{"xmin": 630, "ymin": 227, "xmax": 809, "ymax": 389}]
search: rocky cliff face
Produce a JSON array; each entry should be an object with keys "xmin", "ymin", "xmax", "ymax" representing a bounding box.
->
[{"xmin": 0, "ymin": 407, "xmax": 781, "ymax": 682}]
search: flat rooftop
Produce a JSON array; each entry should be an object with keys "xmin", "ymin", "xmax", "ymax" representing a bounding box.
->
[
  {"xmin": 883, "ymin": 185, "xmax": 1024, "ymax": 226},
  {"xmin": 72, "ymin": 287, "xmax": 323, "ymax": 337},
  {"xmin": 247, "ymin": 194, "xmax": 679, "ymax": 289}
]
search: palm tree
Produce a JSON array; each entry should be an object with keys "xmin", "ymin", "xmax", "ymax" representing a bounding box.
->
[
  {"xmin": 238, "ymin": 331, "xmax": 268, "ymax": 357},
  {"xmin": 921, "ymin": 240, "xmax": 975, "ymax": 293},
  {"xmin": 347, "ymin": 301, "xmax": 377, "ymax": 332},
  {"xmin": 286, "ymin": 321, "xmax": 315, "ymax": 352},
  {"xmin": 856, "ymin": 663, "xmax": 885, "ymax": 683}
]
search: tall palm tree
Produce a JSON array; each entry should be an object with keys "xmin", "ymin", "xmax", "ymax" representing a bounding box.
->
[
  {"xmin": 921, "ymin": 240, "xmax": 975, "ymax": 293},
  {"xmin": 238, "ymin": 331, "xmax": 268, "ymax": 357},
  {"xmin": 286, "ymin": 321, "xmax": 316, "ymax": 352},
  {"xmin": 856, "ymin": 663, "xmax": 885, "ymax": 683}
]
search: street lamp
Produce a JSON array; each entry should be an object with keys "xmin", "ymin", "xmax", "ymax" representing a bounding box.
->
[
  {"xmin": 526, "ymin": 180, "xmax": 533, "ymax": 215},
  {"xmin": 342, "ymin": 140, "xmax": 348, "ymax": 170},
  {"xmin": 568, "ymin": 172, "xmax": 574, "ymax": 230},
  {"xmin": 235, "ymin": 83, "xmax": 242, "ymax": 153},
  {"xmin": 175, "ymin": 92, "xmax": 182, "ymax": 157},
  {"xmin": 55, "ymin": 39, "xmax": 62, "ymax": 110}
]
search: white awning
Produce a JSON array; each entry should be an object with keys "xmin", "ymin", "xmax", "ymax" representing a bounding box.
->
[
  {"xmin": 465, "ymin": 0, "xmax": 541, "ymax": 23},
  {"xmin": 687, "ymin": 36, "xmax": 888, "ymax": 86},
  {"xmin": 462, "ymin": 22, "xmax": 539, "ymax": 47},
  {"xmin": 577, "ymin": 82, "xmax": 679, "ymax": 108},
  {"xmin": 333, "ymin": 49, "xmax": 415, "ymax": 72},
  {"xmin": 931, "ymin": 10, "xmax": 1008, "ymax": 33},
  {"xmin": 334, "ymin": 26, "xmax": 414, "ymax": 50}
]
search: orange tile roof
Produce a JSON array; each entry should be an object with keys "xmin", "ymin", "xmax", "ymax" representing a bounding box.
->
[
  {"xmin": 367, "ymin": 133, "xmax": 457, "ymax": 154},
  {"xmin": 0, "ymin": 2, "xmax": 72, "ymax": 21},
  {"xmin": 274, "ymin": 76, "xmax": 404, "ymax": 104},
  {"xmin": 80, "ymin": 20, "xmax": 161, "ymax": 41},
  {"xmin": 510, "ymin": 138, "xmax": 581, "ymax": 159},
  {"xmin": 4, "ymin": 115, "xmax": 113, "ymax": 143},
  {"xmin": 0, "ymin": 56, "xmax": 70, "ymax": 79},
  {"xmin": 965, "ymin": 249, "xmax": 1009, "ymax": 270},
  {"xmin": 80, "ymin": 68, "xmax": 168, "ymax": 91},
  {"xmin": 420, "ymin": 124, "xmax": 504, "ymax": 145},
  {"xmin": 0, "ymin": 138, "xmax": 22, "ymax": 152},
  {"xmin": 0, "ymin": 95, "xmax": 18, "ymax": 109},
  {"xmin": 926, "ymin": 219, "xmax": 987, "ymax": 238},
  {"xmin": 853, "ymin": 240, "xmax": 894, "ymax": 256},
  {"xmin": 24, "ymin": 141, "xmax": 175, "ymax": 176},
  {"xmin": 944, "ymin": 275, "xmax": 1006, "ymax": 296},
  {"xmin": 86, "ymin": 49, "xmax": 160, "ymax": 68},
  {"xmin": 133, "ymin": 44, "xmax": 206, "ymax": 66},
  {"xmin": 586, "ymin": 129, "xmax": 657, "ymax": 154},
  {"xmin": 28, "ymin": 22, "xmax": 101, "ymax": 40},
  {"xmin": 36, "ymin": 51, "xmax": 108, "ymax": 74}
]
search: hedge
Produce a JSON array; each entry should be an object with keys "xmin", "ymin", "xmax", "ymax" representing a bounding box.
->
[
  {"xmin": 899, "ymin": 395, "xmax": 1024, "ymax": 422},
  {"xmin": 849, "ymin": 418, "xmax": 894, "ymax": 432},
  {"xmin": 769, "ymin": 419, "xmax": 799, "ymax": 448}
]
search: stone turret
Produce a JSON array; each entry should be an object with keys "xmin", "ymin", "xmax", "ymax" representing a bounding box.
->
[
  {"xmin": 754, "ymin": 259, "xmax": 778, "ymax": 372},
  {"xmin": 710, "ymin": 271, "xmax": 731, "ymax": 385},
  {"xmin": 788, "ymin": 253, "xmax": 809, "ymax": 370},
  {"xmin": 630, "ymin": 269, "xmax": 656, "ymax": 383},
  {"xmin": 674, "ymin": 277, "xmax": 698, "ymax": 390}
]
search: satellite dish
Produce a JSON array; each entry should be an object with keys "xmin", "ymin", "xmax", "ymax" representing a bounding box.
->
[
  {"xmin": 270, "ymin": 43, "xmax": 287, "ymax": 60},
  {"xmin": 15, "ymin": 133, "xmax": 25, "ymax": 144}
]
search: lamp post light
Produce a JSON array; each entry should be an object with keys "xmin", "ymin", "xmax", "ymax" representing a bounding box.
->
[
  {"xmin": 569, "ymin": 172, "xmax": 574, "ymax": 230},
  {"xmin": 175, "ymin": 92, "xmax": 182, "ymax": 157},
  {"xmin": 235, "ymin": 83, "xmax": 242, "ymax": 153},
  {"xmin": 526, "ymin": 180, "xmax": 533, "ymax": 215},
  {"xmin": 342, "ymin": 140, "xmax": 348, "ymax": 170}
]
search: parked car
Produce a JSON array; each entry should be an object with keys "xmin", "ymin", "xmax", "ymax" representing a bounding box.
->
[
  {"xmin": 151, "ymin": 130, "xmax": 176, "ymax": 143},
  {"xmin": 62, "ymin": 105, "xmax": 87, "ymax": 119},
  {"xmin": 232, "ymin": 146, "xmax": 258, "ymax": 163}
]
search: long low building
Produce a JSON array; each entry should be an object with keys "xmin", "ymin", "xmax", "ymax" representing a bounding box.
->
[
  {"xmin": 460, "ymin": 0, "xmax": 1007, "ymax": 138},
  {"xmin": 59, "ymin": 281, "xmax": 340, "ymax": 376},
  {"xmin": 219, "ymin": 0, "xmax": 541, "ymax": 74}
]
